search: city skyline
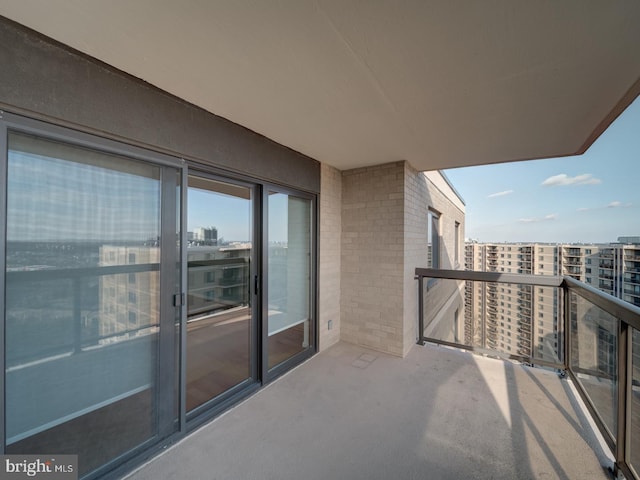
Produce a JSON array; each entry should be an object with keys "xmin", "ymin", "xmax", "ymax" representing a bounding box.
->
[{"xmin": 444, "ymin": 96, "xmax": 640, "ymax": 244}]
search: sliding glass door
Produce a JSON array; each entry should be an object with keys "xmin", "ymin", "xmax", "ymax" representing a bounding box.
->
[
  {"xmin": 186, "ymin": 175, "xmax": 256, "ymax": 413},
  {"xmin": 2, "ymin": 127, "xmax": 181, "ymax": 477},
  {"xmin": 1, "ymin": 114, "xmax": 317, "ymax": 478},
  {"xmin": 266, "ymin": 190, "xmax": 314, "ymax": 371}
]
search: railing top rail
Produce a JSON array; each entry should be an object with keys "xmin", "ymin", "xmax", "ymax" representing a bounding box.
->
[
  {"xmin": 414, "ymin": 267, "xmax": 640, "ymax": 332},
  {"xmin": 6, "ymin": 263, "xmax": 160, "ymax": 281},
  {"xmin": 562, "ymin": 275, "xmax": 640, "ymax": 331},
  {"xmin": 414, "ymin": 268, "xmax": 562, "ymax": 287}
]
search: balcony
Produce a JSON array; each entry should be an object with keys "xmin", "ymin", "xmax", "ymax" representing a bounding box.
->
[
  {"xmin": 126, "ymin": 340, "xmax": 613, "ymax": 480},
  {"xmin": 416, "ymin": 268, "xmax": 640, "ymax": 480}
]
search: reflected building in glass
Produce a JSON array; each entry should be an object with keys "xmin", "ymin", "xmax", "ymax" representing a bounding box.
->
[{"xmin": 99, "ymin": 246, "xmax": 160, "ymax": 341}]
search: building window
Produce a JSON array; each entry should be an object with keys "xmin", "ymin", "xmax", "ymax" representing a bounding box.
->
[
  {"xmin": 128, "ymin": 273, "xmax": 136, "ymax": 284},
  {"xmin": 454, "ymin": 221, "xmax": 460, "ymax": 266},
  {"xmin": 427, "ymin": 210, "xmax": 440, "ymax": 268},
  {"xmin": 128, "ymin": 253, "xmax": 136, "ymax": 264},
  {"xmin": 128, "ymin": 291, "xmax": 137, "ymax": 303}
]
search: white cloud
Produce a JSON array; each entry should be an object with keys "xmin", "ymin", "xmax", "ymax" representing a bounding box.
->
[
  {"xmin": 607, "ymin": 201, "xmax": 632, "ymax": 208},
  {"xmin": 579, "ymin": 201, "xmax": 632, "ymax": 211},
  {"xmin": 541, "ymin": 173, "xmax": 602, "ymax": 187},
  {"xmin": 487, "ymin": 189, "xmax": 514, "ymax": 198},
  {"xmin": 518, "ymin": 213, "xmax": 558, "ymax": 223}
]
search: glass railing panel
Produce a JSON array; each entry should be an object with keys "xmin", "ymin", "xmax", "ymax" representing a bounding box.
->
[
  {"xmin": 421, "ymin": 278, "xmax": 563, "ymax": 365},
  {"xmin": 421, "ymin": 278, "xmax": 469, "ymax": 347},
  {"xmin": 531, "ymin": 284, "xmax": 563, "ymax": 366},
  {"xmin": 569, "ymin": 291, "xmax": 619, "ymax": 442},
  {"xmin": 631, "ymin": 327, "xmax": 640, "ymax": 476}
]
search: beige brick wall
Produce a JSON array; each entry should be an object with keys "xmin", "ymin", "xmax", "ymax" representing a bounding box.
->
[
  {"xmin": 403, "ymin": 163, "xmax": 429, "ymax": 355},
  {"xmin": 341, "ymin": 162, "xmax": 406, "ymax": 356},
  {"xmin": 318, "ymin": 163, "xmax": 342, "ymax": 351},
  {"xmin": 323, "ymin": 161, "xmax": 464, "ymax": 357}
]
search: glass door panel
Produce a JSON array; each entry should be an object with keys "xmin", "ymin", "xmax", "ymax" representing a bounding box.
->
[
  {"xmin": 186, "ymin": 176, "xmax": 253, "ymax": 412},
  {"xmin": 4, "ymin": 132, "xmax": 169, "ymax": 476},
  {"xmin": 267, "ymin": 192, "xmax": 312, "ymax": 369}
]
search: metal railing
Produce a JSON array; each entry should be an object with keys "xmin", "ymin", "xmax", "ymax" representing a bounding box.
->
[{"xmin": 415, "ymin": 268, "xmax": 640, "ymax": 480}]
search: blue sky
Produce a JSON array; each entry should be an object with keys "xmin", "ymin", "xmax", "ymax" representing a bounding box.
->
[
  {"xmin": 188, "ymin": 189, "xmax": 289, "ymax": 243},
  {"xmin": 444, "ymin": 96, "xmax": 640, "ymax": 244}
]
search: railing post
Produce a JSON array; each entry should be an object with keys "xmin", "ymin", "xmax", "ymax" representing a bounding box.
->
[
  {"xmin": 417, "ymin": 275, "xmax": 424, "ymax": 345},
  {"xmin": 73, "ymin": 277, "xmax": 82, "ymax": 354},
  {"xmin": 563, "ymin": 283, "xmax": 571, "ymax": 370},
  {"xmin": 614, "ymin": 320, "xmax": 630, "ymax": 476}
]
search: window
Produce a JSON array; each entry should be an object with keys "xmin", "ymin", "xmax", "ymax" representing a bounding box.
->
[
  {"xmin": 128, "ymin": 253, "xmax": 136, "ymax": 264},
  {"xmin": 454, "ymin": 221, "xmax": 460, "ymax": 265},
  {"xmin": 128, "ymin": 273, "xmax": 136, "ymax": 284},
  {"xmin": 427, "ymin": 210, "xmax": 440, "ymax": 268}
]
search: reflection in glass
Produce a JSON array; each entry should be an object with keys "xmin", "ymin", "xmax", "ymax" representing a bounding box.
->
[
  {"xmin": 631, "ymin": 328, "xmax": 640, "ymax": 473},
  {"xmin": 5, "ymin": 133, "xmax": 162, "ymax": 475},
  {"xmin": 569, "ymin": 292, "xmax": 618, "ymax": 441},
  {"xmin": 267, "ymin": 193, "xmax": 311, "ymax": 369},
  {"xmin": 186, "ymin": 177, "xmax": 252, "ymax": 411},
  {"xmin": 420, "ymin": 279, "xmax": 466, "ymax": 345}
]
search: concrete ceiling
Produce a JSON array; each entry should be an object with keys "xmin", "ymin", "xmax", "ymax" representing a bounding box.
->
[{"xmin": 1, "ymin": 1, "xmax": 640, "ymax": 171}]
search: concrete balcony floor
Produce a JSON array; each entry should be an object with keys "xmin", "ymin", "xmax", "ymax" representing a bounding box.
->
[{"xmin": 127, "ymin": 342, "xmax": 612, "ymax": 480}]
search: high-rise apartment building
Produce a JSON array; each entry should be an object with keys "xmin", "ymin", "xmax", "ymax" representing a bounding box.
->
[
  {"xmin": 464, "ymin": 242, "xmax": 560, "ymax": 361},
  {"xmin": 465, "ymin": 238, "xmax": 640, "ymax": 364}
]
